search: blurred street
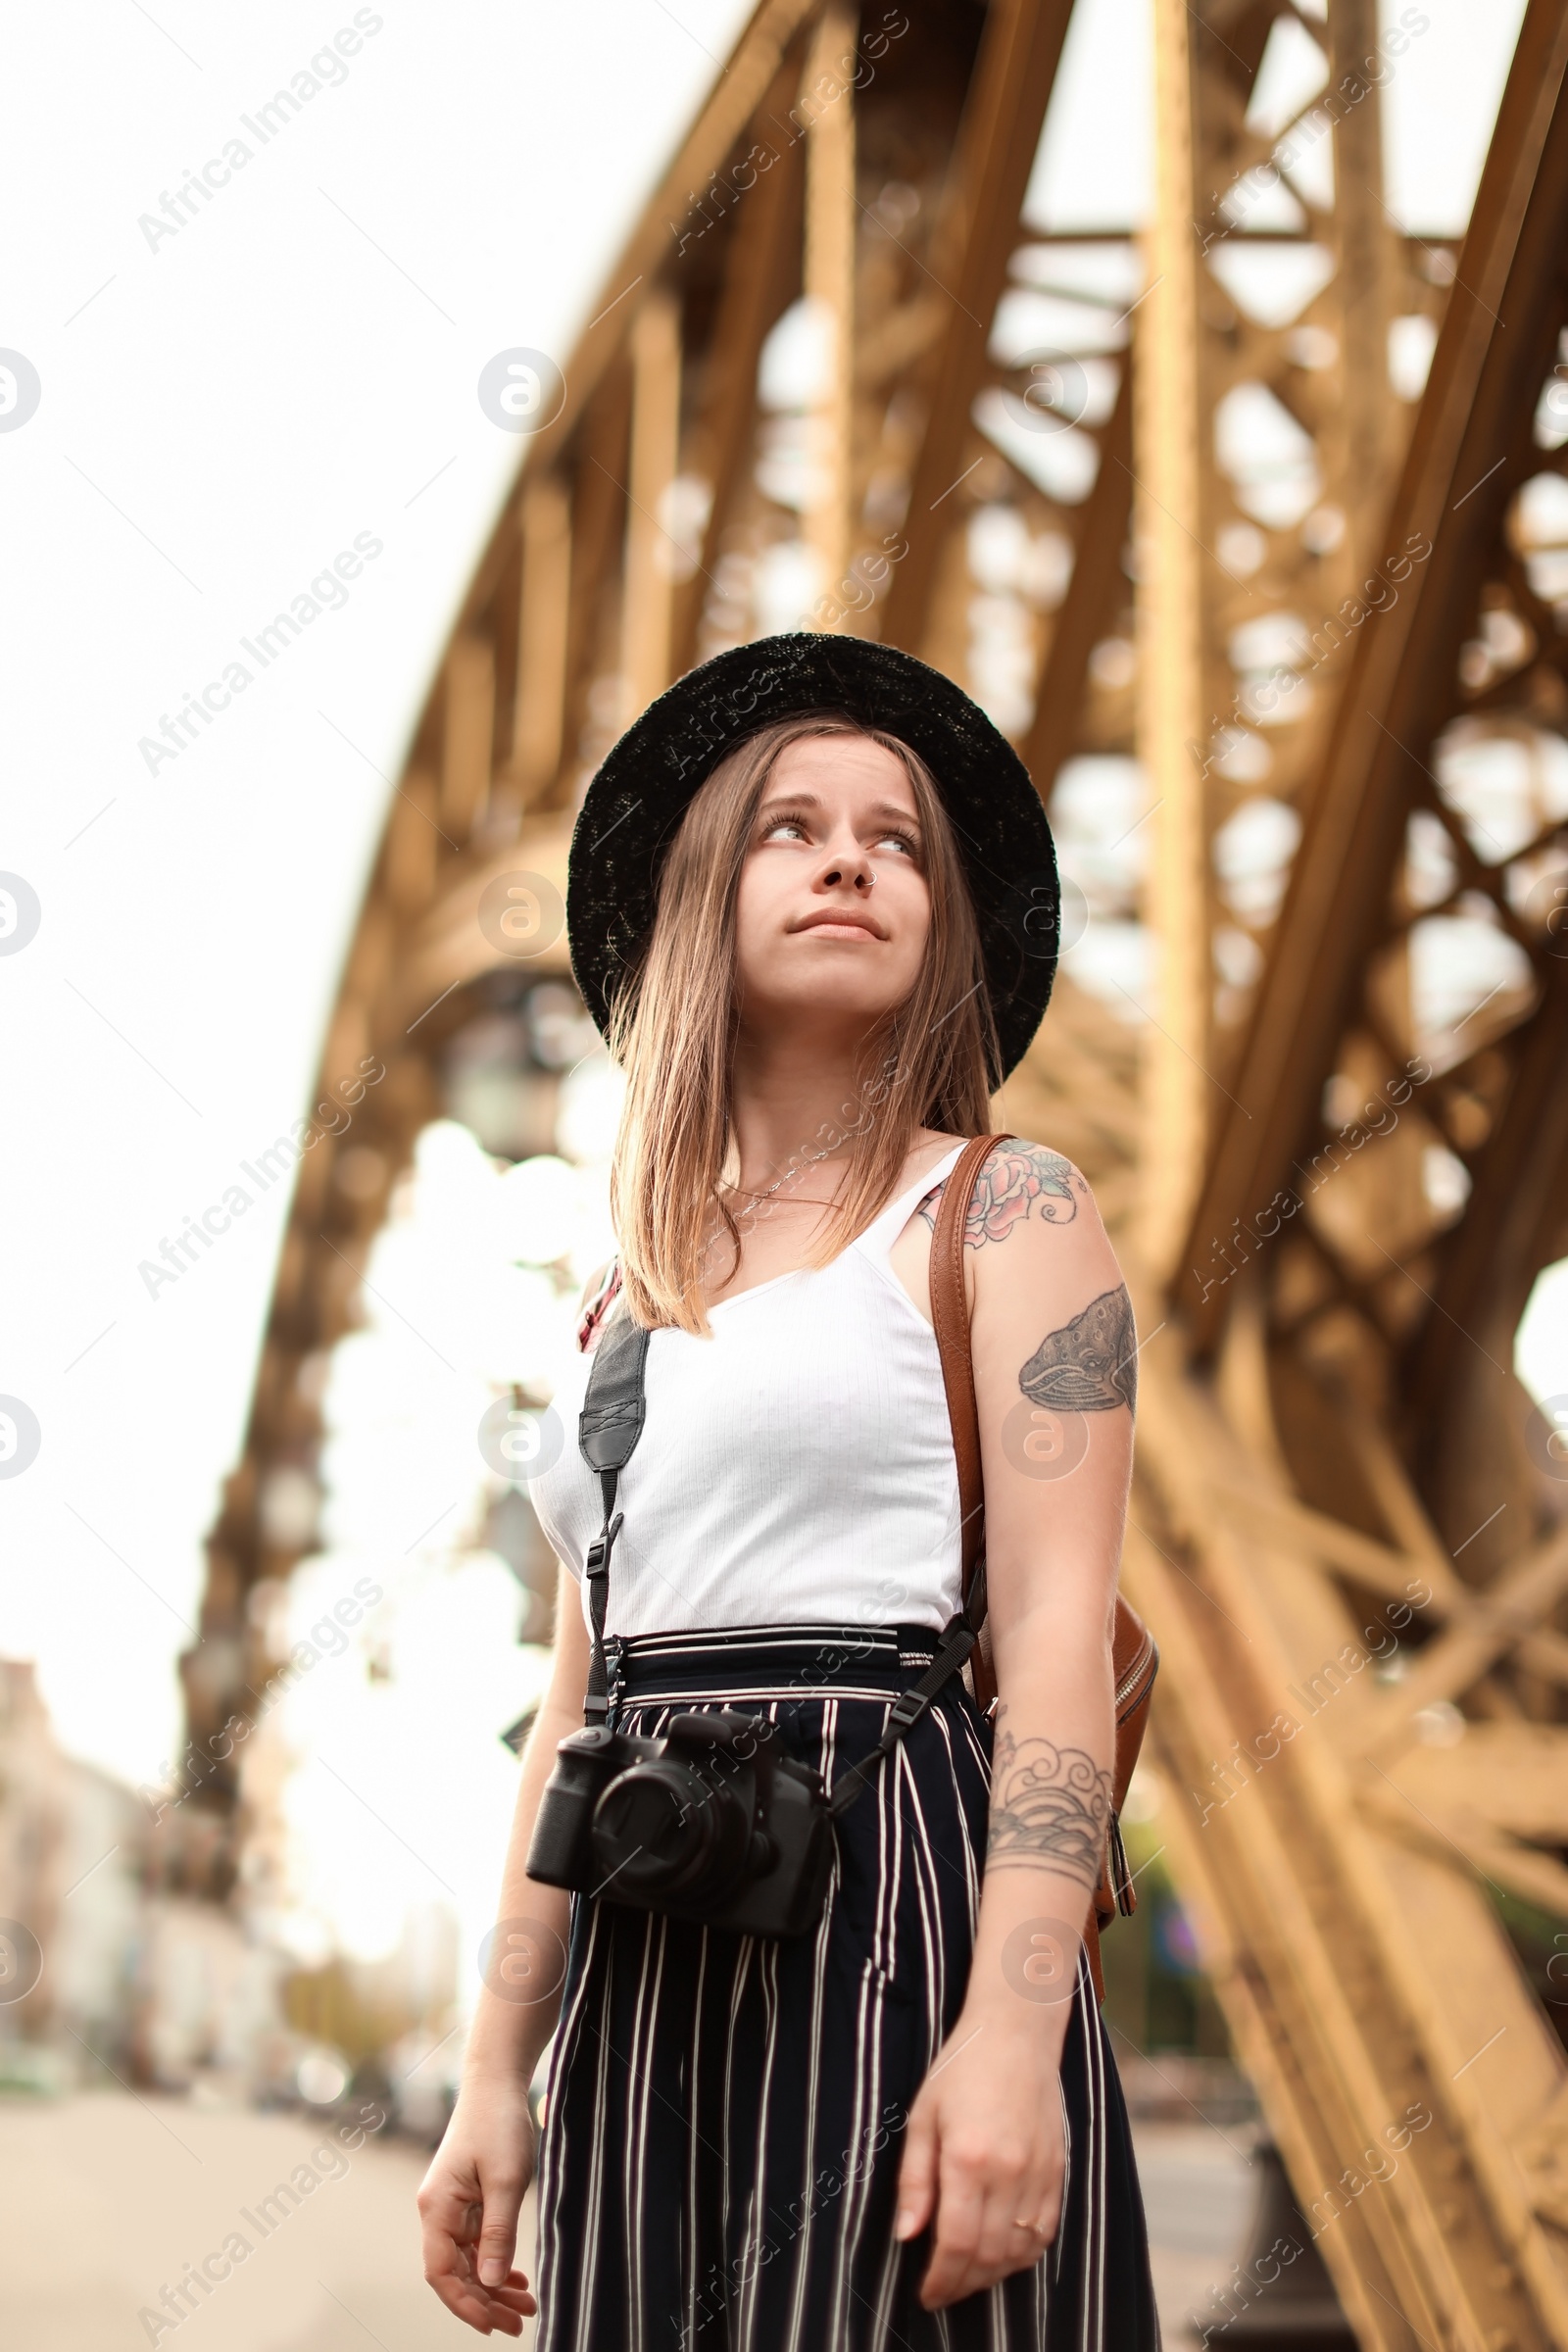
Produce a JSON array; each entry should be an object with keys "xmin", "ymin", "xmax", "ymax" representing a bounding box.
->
[
  {"xmin": 0, "ymin": 2090, "xmax": 1247, "ymax": 2348},
  {"xmin": 0, "ymin": 2090, "xmax": 539, "ymax": 2352}
]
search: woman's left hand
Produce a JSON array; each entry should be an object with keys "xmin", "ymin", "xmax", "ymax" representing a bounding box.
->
[{"xmin": 893, "ymin": 2006, "xmax": 1066, "ymax": 2309}]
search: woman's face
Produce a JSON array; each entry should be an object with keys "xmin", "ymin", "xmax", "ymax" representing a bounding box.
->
[{"xmin": 732, "ymin": 734, "xmax": 932, "ymax": 1043}]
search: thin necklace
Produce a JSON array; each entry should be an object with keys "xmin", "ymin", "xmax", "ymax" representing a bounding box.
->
[
  {"xmin": 720, "ymin": 1186, "xmax": 842, "ymax": 1208},
  {"xmin": 716, "ymin": 1139, "xmax": 852, "ymax": 1215},
  {"xmin": 711, "ymin": 1058, "xmax": 904, "ymax": 1227}
]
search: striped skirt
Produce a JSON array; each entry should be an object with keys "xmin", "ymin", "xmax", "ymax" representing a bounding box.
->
[{"xmin": 533, "ymin": 1624, "xmax": 1158, "ymax": 2352}]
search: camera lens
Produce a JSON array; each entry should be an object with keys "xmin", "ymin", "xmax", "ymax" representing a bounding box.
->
[{"xmin": 592, "ymin": 1757, "xmax": 751, "ymax": 1903}]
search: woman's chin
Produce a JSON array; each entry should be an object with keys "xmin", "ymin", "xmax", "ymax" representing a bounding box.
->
[{"xmin": 744, "ymin": 983, "xmax": 907, "ymax": 1036}]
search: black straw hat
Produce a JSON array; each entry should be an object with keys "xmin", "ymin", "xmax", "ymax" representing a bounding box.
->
[{"xmin": 565, "ymin": 633, "xmax": 1059, "ymax": 1081}]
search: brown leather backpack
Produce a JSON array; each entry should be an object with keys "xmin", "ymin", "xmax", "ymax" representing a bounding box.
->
[{"xmin": 929, "ymin": 1134, "xmax": 1158, "ymax": 2000}]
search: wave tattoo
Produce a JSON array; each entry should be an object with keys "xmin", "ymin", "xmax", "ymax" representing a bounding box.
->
[{"xmin": 987, "ymin": 1730, "xmax": 1113, "ymax": 1886}]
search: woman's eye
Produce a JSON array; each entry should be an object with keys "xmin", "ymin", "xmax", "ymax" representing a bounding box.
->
[
  {"xmin": 876, "ymin": 831, "xmax": 918, "ymax": 857},
  {"xmin": 761, "ymin": 817, "xmax": 809, "ymax": 842}
]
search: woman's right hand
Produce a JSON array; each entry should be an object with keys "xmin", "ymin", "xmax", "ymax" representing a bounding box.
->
[
  {"xmin": 419, "ymin": 1569, "xmax": 584, "ymax": 2328},
  {"xmin": 417, "ymin": 2078, "xmax": 539, "ymax": 2335}
]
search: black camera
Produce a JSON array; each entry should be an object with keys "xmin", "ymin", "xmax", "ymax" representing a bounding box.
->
[{"xmin": 526, "ymin": 1707, "xmax": 834, "ymax": 1938}]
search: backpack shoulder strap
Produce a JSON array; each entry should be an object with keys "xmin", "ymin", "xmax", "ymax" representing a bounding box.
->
[
  {"xmin": 929, "ymin": 1134, "xmax": 1013, "ymax": 1633},
  {"xmin": 929, "ymin": 1134, "xmax": 1012, "ymax": 1723}
]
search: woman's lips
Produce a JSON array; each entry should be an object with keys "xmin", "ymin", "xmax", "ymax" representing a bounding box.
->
[{"xmin": 792, "ymin": 911, "xmax": 885, "ymax": 940}]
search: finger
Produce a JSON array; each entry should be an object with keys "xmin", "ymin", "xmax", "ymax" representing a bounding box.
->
[
  {"xmin": 972, "ymin": 2183, "xmax": 1048, "ymax": 2290},
  {"xmin": 474, "ymin": 2167, "xmax": 527, "ymax": 2288},
  {"xmin": 1031, "ymin": 2171, "xmax": 1063, "ymax": 2247},
  {"xmin": 893, "ymin": 2098, "xmax": 937, "ymax": 2244},
  {"xmin": 416, "ymin": 2191, "xmax": 491, "ymax": 2324},
  {"xmin": 423, "ymin": 2222, "xmax": 536, "ymax": 2332},
  {"xmin": 417, "ymin": 2170, "xmax": 483, "ymax": 2268},
  {"xmin": 453, "ymin": 2237, "xmax": 537, "ymax": 2319},
  {"xmin": 1007, "ymin": 2095, "xmax": 1066, "ymax": 2263},
  {"xmin": 486, "ymin": 2276, "xmax": 538, "ymax": 2316},
  {"xmin": 426, "ymin": 2256, "xmax": 529, "ymax": 2333},
  {"xmin": 918, "ymin": 2164, "xmax": 986, "ymax": 2310},
  {"xmin": 956, "ymin": 2159, "xmax": 1063, "ymax": 2302},
  {"xmin": 922, "ymin": 2122, "xmax": 1040, "ymax": 2309},
  {"xmin": 443, "ymin": 2276, "xmax": 535, "ymax": 2332}
]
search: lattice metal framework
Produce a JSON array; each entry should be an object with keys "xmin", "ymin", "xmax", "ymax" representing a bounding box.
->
[
  {"xmin": 1134, "ymin": 3, "xmax": 1568, "ymax": 2345},
  {"xmin": 1138, "ymin": 0, "xmax": 1459, "ymax": 1271}
]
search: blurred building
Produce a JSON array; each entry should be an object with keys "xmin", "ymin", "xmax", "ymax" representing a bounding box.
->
[{"xmin": 0, "ymin": 1658, "xmax": 142, "ymax": 2083}]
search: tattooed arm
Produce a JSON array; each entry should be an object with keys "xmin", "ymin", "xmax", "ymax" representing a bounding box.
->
[
  {"xmin": 966, "ymin": 1142, "xmax": 1133, "ymax": 1908},
  {"xmin": 897, "ymin": 1142, "xmax": 1134, "ymax": 2310},
  {"xmin": 985, "ymin": 1729, "xmax": 1113, "ymax": 1886}
]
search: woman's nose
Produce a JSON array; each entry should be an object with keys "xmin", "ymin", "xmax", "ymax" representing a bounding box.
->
[{"xmin": 819, "ymin": 842, "xmax": 874, "ymax": 891}]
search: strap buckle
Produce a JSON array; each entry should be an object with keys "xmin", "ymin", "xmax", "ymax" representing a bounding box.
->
[{"xmin": 585, "ymin": 1510, "xmax": 624, "ymax": 1580}]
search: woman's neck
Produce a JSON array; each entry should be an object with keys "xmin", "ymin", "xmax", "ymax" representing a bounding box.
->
[{"xmin": 726, "ymin": 1028, "xmax": 878, "ymax": 1197}]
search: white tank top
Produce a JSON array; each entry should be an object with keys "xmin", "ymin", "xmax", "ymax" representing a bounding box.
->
[{"xmin": 530, "ymin": 1141, "xmax": 967, "ymax": 1640}]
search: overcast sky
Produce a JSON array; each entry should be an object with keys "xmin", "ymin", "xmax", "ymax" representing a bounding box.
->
[
  {"xmin": 0, "ymin": 0, "xmax": 1545, "ymax": 1790},
  {"xmin": 1, "ymin": 0, "xmax": 759, "ymax": 1785}
]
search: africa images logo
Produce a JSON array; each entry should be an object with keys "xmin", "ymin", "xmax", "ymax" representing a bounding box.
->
[
  {"xmin": 135, "ymin": 12, "xmax": 386, "ymax": 256},
  {"xmin": 136, "ymin": 534, "xmax": 383, "ymax": 776}
]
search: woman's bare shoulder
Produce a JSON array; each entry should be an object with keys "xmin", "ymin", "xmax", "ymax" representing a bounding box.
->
[
  {"xmin": 960, "ymin": 1138, "xmax": 1094, "ymax": 1244},
  {"xmin": 907, "ymin": 1134, "xmax": 1096, "ymax": 1241},
  {"xmin": 903, "ymin": 1126, "xmax": 968, "ymax": 1183}
]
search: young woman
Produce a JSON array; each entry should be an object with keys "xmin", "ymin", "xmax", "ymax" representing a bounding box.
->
[{"xmin": 417, "ymin": 636, "xmax": 1158, "ymax": 2348}]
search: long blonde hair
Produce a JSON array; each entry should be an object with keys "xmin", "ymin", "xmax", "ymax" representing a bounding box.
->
[{"xmin": 608, "ymin": 713, "xmax": 997, "ymax": 1333}]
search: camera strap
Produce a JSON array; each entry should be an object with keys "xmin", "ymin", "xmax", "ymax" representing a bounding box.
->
[
  {"xmin": 577, "ymin": 1299, "xmax": 651, "ymax": 1725},
  {"xmin": 574, "ymin": 1290, "xmax": 986, "ymax": 1805},
  {"xmin": 821, "ymin": 1585, "xmax": 983, "ymax": 1817}
]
